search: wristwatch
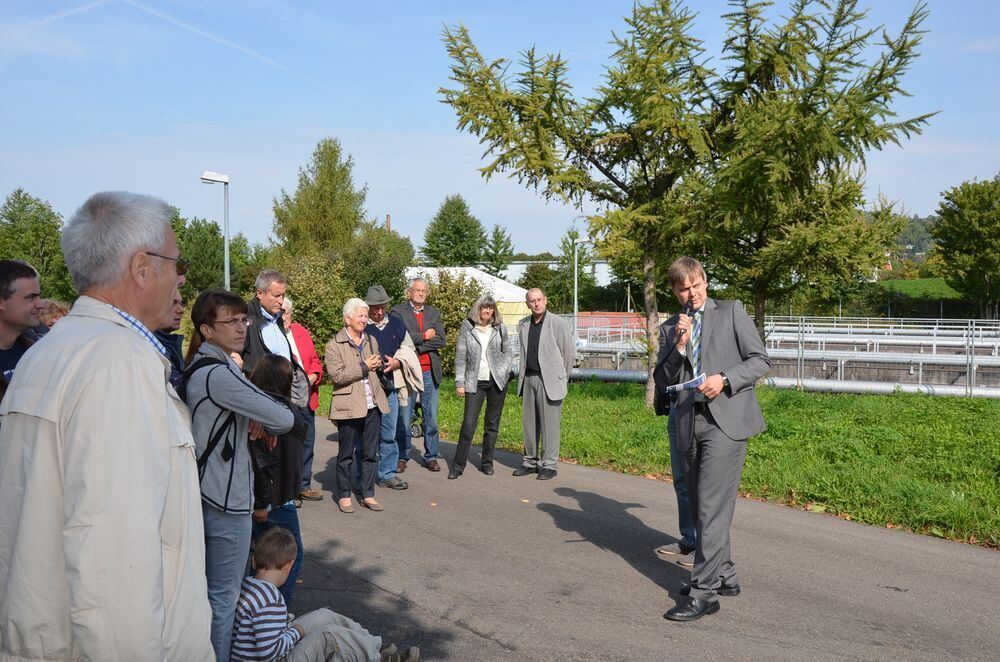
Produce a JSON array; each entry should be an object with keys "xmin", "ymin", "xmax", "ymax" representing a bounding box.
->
[{"xmin": 721, "ymin": 373, "xmax": 730, "ymax": 390}]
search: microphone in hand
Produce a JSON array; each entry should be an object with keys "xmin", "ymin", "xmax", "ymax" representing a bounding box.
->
[{"xmin": 678, "ymin": 303, "xmax": 694, "ymax": 340}]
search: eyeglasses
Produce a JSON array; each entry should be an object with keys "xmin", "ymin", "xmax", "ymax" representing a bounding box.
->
[
  {"xmin": 145, "ymin": 251, "xmax": 190, "ymax": 276},
  {"xmin": 213, "ymin": 317, "xmax": 251, "ymax": 329}
]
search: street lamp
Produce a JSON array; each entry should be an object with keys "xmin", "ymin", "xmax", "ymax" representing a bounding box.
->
[
  {"xmin": 200, "ymin": 170, "xmax": 230, "ymax": 290},
  {"xmin": 573, "ymin": 238, "xmax": 594, "ymax": 341}
]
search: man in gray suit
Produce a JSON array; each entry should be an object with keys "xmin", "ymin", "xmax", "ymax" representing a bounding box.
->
[
  {"xmin": 655, "ymin": 257, "xmax": 770, "ymax": 622},
  {"xmin": 514, "ymin": 288, "xmax": 575, "ymax": 480}
]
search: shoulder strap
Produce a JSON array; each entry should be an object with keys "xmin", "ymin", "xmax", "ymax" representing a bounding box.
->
[
  {"xmin": 176, "ymin": 356, "xmax": 227, "ymax": 401},
  {"xmin": 197, "ymin": 409, "xmax": 237, "ymax": 468}
]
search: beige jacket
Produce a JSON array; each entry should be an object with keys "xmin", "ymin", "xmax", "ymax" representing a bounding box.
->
[
  {"xmin": 325, "ymin": 328, "xmax": 389, "ymax": 420},
  {"xmin": 0, "ymin": 296, "xmax": 214, "ymax": 662},
  {"xmin": 392, "ymin": 345, "xmax": 424, "ymax": 402}
]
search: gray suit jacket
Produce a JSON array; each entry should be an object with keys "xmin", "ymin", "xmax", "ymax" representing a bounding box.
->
[
  {"xmin": 654, "ymin": 298, "xmax": 770, "ymax": 452},
  {"xmin": 391, "ymin": 302, "xmax": 446, "ymax": 386},
  {"xmin": 517, "ymin": 312, "xmax": 575, "ymax": 401}
]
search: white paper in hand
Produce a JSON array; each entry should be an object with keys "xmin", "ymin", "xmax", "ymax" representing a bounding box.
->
[{"xmin": 664, "ymin": 373, "xmax": 706, "ymax": 395}]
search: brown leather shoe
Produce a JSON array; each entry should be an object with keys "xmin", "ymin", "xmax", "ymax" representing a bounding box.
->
[
  {"xmin": 298, "ymin": 489, "xmax": 323, "ymax": 501},
  {"xmin": 397, "ymin": 460, "xmax": 407, "ymax": 473},
  {"xmin": 426, "ymin": 459, "xmax": 441, "ymax": 472}
]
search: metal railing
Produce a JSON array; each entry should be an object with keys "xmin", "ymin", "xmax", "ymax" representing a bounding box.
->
[{"xmin": 498, "ymin": 314, "xmax": 1000, "ymax": 397}]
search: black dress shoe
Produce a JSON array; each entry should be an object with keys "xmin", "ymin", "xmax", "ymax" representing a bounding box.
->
[
  {"xmin": 536, "ymin": 468, "xmax": 557, "ymax": 480},
  {"xmin": 664, "ymin": 597, "xmax": 720, "ymax": 622},
  {"xmin": 447, "ymin": 469, "xmax": 462, "ymax": 479},
  {"xmin": 512, "ymin": 466, "xmax": 537, "ymax": 477},
  {"xmin": 680, "ymin": 582, "xmax": 741, "ymax": 597},
  {"xmin": 479, "ymin": 465, "xmax": 494, "ymax": 475}
]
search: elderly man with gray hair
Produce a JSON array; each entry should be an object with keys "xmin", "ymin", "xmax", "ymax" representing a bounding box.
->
[{"xmin": 0, "ymin": 191, "xmax": 214, "ymax": 660}]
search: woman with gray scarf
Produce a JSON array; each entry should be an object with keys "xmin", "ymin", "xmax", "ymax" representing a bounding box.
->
[{"xmin": 450, "ymin": 294, "xmax": 513, "ymax": 479}]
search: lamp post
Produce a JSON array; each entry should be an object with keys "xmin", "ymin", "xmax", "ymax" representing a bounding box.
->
[
  {"xmin": 573, "ymin": 238, "xmax": 594, "ymax": 341},
  {"xmin": 200, "ymin": 170, "xmax": 230, "ymax": 290}
]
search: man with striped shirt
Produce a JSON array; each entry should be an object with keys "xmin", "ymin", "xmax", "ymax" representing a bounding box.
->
[{"xmin": 232, "ymin": 528, "xmax": 419, "ymax": 662}]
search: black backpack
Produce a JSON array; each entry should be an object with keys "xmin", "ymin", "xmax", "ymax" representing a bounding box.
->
[{"xmin": 177, "ymin": 356, "xmax": 237, "ymax": 468}]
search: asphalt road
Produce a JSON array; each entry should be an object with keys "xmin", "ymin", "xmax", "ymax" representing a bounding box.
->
[{"xmin": 293, "ymin": 417, "xmax": 999, "ymax": 661}]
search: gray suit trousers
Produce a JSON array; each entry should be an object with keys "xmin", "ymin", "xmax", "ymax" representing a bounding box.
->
[
  {"xmin": 683, "ymin": 408, "xmax": 748, "ymax": 603},
  {"xmin": 521, "ymin": 373, "xmax": 562, "ymax": 469}
]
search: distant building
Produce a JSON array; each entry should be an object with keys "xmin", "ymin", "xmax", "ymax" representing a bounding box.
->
[{"xmin": 405, "ymin": 266, "xmax": 529, "ymax": 321}]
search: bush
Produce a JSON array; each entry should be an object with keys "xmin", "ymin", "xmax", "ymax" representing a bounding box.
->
[
  {"xmin": 420, "ymin": 269, "xmax": 486, "ymax": 375},
  {"xmin": 271, "ymin": 249, "xmax": 354, "ymax": 348}
]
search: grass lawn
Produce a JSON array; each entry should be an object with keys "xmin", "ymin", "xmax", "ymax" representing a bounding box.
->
[{"xmin": 319, "ymin": 381, "xmax": 1000, "ymax": 547}]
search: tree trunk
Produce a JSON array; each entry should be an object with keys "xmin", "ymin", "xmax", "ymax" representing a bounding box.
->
[
  {"xmin": 753, "ymin": 288, "xmax": 767, "ymax": 339},
  {"xmin": 643, "ymin": 228, "xmax": 659, "ymax": 408}
]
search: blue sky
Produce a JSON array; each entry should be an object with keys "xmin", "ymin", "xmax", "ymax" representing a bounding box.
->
[{"xmin": 1, "ymin": 0, "xmax": 997, "ymax": 253}]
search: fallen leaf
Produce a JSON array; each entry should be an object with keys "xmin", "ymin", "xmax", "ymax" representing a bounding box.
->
[
  {"xmin": 430, "ymin": 502, "xmax": 437, "ymax": 507},
  {"xmin": 520, "ymin": 499, "xmax": 530, "ymax": 503}
]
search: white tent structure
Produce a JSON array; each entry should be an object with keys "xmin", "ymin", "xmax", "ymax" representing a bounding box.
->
[{"xmin": 404, "ymin": 266, "xmax": 529, "ymax": 321}]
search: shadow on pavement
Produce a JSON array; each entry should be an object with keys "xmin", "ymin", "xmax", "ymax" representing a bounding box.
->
[{"xmin": 538, "ymin": 486, "xmax": 690, "ymax": 596}]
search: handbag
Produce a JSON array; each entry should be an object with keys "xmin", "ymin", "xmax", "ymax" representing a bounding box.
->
[{"xmin": 367, "ymin": 336, "xmax": 394, "ymax": 394}]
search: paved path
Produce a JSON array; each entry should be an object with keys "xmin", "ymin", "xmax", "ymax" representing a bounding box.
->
[{"xmin": 293, "ymin": 417, "xmax": 999, "ymax": 661}]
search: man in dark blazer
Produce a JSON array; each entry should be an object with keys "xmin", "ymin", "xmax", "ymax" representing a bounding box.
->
[
  {"xmin": 392, "ymin": 277, "xmax": 446, "ymax": 471},
  {"xmin": 655, "ymin": 256, "xmax": 770, "ymax": 622},
  {"xmin": 514, "ymin": 288, "xmax": 575, "ymax": 480}
]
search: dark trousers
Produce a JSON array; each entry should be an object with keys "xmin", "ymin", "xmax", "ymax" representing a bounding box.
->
[
  {"xmin": 454, "ymin": 379, "xmax": 508, "ymax": 472},
  {"xmin": 336, "ymin": 407, "xmax": 380, "ymax": 499},
  {"xmin": 299, "ymin": 405, "xmax": 317, "ymax": 491}
]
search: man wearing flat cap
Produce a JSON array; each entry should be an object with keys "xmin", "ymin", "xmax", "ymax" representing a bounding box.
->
[{"xmin": 365, "ymin": 285, "xmax": 414, "ymax": 489}]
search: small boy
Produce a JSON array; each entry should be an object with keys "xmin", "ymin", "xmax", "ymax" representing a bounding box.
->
[{"xmin": 232, "ymin": 528, "xmax": 419, "ymax": 662}]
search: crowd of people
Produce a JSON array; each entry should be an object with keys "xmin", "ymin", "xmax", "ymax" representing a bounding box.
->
[{"xmin": 0, "ymin": 189, "xmax": 772, "ymax": 659}]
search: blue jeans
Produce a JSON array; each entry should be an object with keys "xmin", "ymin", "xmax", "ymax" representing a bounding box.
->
[
  {"xmin": 203, "ymin": 505, "xmax": 252, "ymax": 662},
  {"xmin": 668, "ymin": 411, "xmax": 696, "ymax": 548},
  {"xmin": 378, "ymin": 389, "xmax": 401, "ymax": 480},
  {"xmin": 300, "ymin": 406, "xmax": 317, "ymax": 491},
  {"xmin": 354, "ymin": 389, "xmax": 401, "ymax": 483},
  {"xmin": 399, "ymin": 371, "xmax": 440, "ymax": 463},
  {"xmin": 252, "ymin": 503, "xmax": 303, "ymax": 609}
]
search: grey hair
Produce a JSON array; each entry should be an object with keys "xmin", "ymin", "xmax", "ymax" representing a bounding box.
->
[
  {"xmin": 407, "ymin": 277, "xmax": 427, "ymax": 289},
  {"xmin": 343, "ymin": 297, "xmax": 368, "ymax": 318},
  {"xmin": 282, "ymin": 295, "xmax": 293, "ymax": 311},
  {"xmin": 255, "ymin": 269, "xmax": 287, "ymax": 292},
  {"xmin": 61, "ymin": 191, "xmax": 173, "ymax": 293}
]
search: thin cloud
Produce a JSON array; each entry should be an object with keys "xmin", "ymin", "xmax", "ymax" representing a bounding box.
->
[
  {"xmin": 0, "ymin": 0, "xmax": 112, "ymax": 57},
  {"xmin": 120, "ymin": 0, "xmax": 297, "ymax": 77},
  {"xmin": 961, "ymin": 37, "xmax": 1000, "ymax": 54}
]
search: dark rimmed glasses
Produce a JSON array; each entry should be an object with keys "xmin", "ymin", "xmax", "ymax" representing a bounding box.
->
[{"xmin": 145, "ymin": 251, "xmax": 190, "ymax": 276}]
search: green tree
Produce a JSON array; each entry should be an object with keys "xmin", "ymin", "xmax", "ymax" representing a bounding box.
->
[
  {"xmin": 173, "ymin": 215, "xmax": 251, "ymax": 302},
  {"xmin": 271, "ymin": 249, "xmax": 354, "ymax": 346},
  {"xmin": 0, "ymin": 188, "xmax": 75, "ymax": 301},
  {"xmin": 481, "ymin": 224, "xmax": 515, "ymax": 278},
  {"xmin": 421, "ymin": 195, "xmax": 486, "ymax": 266},
  {"xmin": 422, "ymin": 269, "xmax": 487, "ymax": 374},
  {"xmin": 550, "ymin": 227, "xmax": 597, "ymax": 312},
  {"xmin": 931, "ymin": 174, "xmax": 1000, "ymax": 319},
  {"xmin": 516, "ymin": 262, "xmax": 559, "ymax": 297},
  {"xmin": 441, "ymin": 0, "xmax": 932, "ymax": 402},
  {"xmin": 349, "ymin": 222, "xmax": 415, "ymax": 305},
  {"xmin": 272, "ymin": 138, "xmax": 367, "ymax": 256},
  {"xmin": 898, "ymin": 214, "xmax": 936, "ymax": 256}
]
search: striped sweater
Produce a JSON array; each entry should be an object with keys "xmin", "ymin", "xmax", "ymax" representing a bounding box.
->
[{"xmin": 231, "ymin": 577, "xmax": 301, "ymax": 661}]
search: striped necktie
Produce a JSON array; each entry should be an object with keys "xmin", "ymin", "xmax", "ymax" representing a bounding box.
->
[{"xmin": 690, "ymin": 310, "xmax": 702, "ymax": 375}]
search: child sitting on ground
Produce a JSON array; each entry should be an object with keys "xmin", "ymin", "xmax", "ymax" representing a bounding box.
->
[{"xmin": 231, "ymin": 528, "xmax": 419, "ymax": 662}]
